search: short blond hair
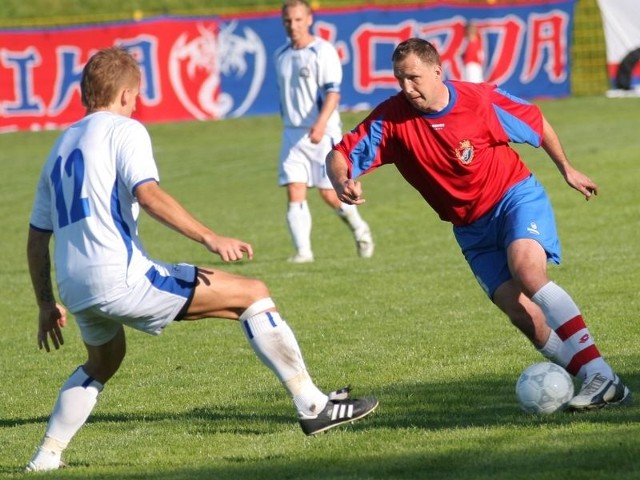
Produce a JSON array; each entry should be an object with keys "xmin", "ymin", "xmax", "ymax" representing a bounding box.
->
[
  {"xmin": 81, "ymin": 47, "xmax": 141, "ymax": 111},
  {"xmin": 282, "ymin": 0, "xmax": 312, "ymax": 15}
]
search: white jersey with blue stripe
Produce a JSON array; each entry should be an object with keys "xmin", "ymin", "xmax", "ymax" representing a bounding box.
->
[
  {"xmin": 274, "ymin": 36, "xmax": 342, "ymax": 136},
  {"xmin": 29, "ymin": 111, "xmax": 159, "ymax": 313}
]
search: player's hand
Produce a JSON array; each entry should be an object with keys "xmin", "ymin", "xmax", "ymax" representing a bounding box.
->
[
  {"xmin": 565, "ymin": 167, "xmax": 598, "ymax": 200},
  {"xmin": 337, "ymin": 179, "xmax": 366, "ymax": 205},
  {"xmin": 308, "ymin": 123, "xmax": 326, "ymax": 144},
  {"xmin": 204, "ymin": 233, "xmax": 254, "ymax": 262},
  {"xmin": 38, "ymin": 303, "xmax": 67, "ymax": 352}
]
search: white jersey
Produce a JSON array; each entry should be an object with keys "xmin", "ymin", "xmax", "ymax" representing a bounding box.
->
[
  {"xmin": 29, "ymin": 111, "xmax": 159, "ymax": 313},
  {"xmin": 274, "ymin": 36, "xmax": 342, "ymax": 138}
]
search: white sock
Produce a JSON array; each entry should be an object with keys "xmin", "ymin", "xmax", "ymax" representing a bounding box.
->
[
  {"xmin": 538, "ymin": 329, "xmax": 573, "ymax": 368},
  {"xmin": 240, "ymin": 299, "xmax": 327, "ymax": 416},
  {"xmin": 44, "ymin": 366, "xmax": 103, "ymax": 449},
  {"xmin": 287, "ymin": 201, "xmax": 312, "ymax": 257},
  {"xmin": 337, "ymin": 203, "xmax": 367, "ymax": 234},
  {"xmin": 532, "ymin": 282, "xmax": 612, "ymax": 381}
]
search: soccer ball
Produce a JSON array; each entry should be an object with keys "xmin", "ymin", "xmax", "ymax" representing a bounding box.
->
[{"xmin": 515, "ymin": 362, "xmax": 574, "ymax": 414}]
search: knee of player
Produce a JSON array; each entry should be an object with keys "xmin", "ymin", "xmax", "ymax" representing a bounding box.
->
[
  {"xmin": 512, "ymin": 273, "xmax": 549, "ymax": 298},
  {"xmin": 247, "ymin": 278, "xmax": 271, "ymax": 301}
]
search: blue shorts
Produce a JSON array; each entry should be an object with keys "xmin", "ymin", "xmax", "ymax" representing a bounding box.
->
[{"xmin": 453, "ymin": 175, "xmax": 561, "ymax": 299}]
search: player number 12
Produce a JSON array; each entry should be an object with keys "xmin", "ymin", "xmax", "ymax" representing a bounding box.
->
[{"xmin": 50, "ymin": 148, "xmax": 90, "ymax": 228}]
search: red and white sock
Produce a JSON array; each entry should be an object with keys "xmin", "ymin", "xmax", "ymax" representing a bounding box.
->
[{"xmin": 532, "ymin": 282, "xmax": 613, "ymax": 381}]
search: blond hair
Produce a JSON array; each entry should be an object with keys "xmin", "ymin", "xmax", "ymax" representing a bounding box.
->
[
  {"xmin": 281, "ymin": 0, "xmax": 312, "ymax": 15},
  {"xmin": 81, "ymin": 47, "xmax": 141, "ymax": 111}
]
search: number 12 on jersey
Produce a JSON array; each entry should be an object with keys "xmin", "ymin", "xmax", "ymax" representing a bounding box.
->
[{"xmin": 50, "ymin": 148, "xmax": 91, "ymax": 228}]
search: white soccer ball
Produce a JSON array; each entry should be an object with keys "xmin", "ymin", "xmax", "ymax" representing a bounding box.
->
[{"xmin": 515, "ymin": 362, "xmax": 575, "ymax": 414}]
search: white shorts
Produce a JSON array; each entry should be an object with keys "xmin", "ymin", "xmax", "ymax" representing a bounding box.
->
[
  {"xmin": 464, "ymin": 62, "xmax": 484, "ymax": 83},
  {"xmin": 74, "ymin": 262, "xmax": 197, "ymax": 346},
  {"xmin": 278, "ymin": 128, "xmax": 339, "ymax": 189}
]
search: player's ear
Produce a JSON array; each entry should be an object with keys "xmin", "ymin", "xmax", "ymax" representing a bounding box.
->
[
  {"xmin": 433, "ymin": 64, "xmax": 443, "ymax": 79},
  {"xmin": 118, "ymin": 87, "xmax": 128, "ymax": 107}
]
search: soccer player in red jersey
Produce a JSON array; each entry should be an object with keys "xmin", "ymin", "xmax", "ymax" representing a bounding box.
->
[
  {"xmin": 327, "ymin": 38, "xmax": 631, "ymax": 410},
  {"xmin": 462, "ymin": 21, "xmax": 484, "ymax": 83}
]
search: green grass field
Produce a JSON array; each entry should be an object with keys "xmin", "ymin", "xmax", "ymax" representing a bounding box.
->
[{"xmin": 1, "ymin": 96, "xmax": 639, "ymax": 479}]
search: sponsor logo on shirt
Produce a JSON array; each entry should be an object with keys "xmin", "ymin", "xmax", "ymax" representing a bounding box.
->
[
  {"xmin": 527, "ymin": 222, "xmax": 540, "ymax": 235},
  {"xmin": 455, "ymin": 139, "xmax": 474, "ymax": 165},
  {"xmin": 430, "ymin": 122, "xmax": 445, "ymax": 130}
]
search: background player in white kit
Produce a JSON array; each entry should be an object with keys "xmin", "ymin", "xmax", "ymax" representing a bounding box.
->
[
  {"xmin": 275, "ymin": 0, "xmax": 374, "ymax": 263},
  {"xmin": 25, "ymin": 46, "xmax": 377, "ymax": 472}
]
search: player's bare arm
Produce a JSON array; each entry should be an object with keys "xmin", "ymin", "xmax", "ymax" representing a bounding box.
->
[
  {"xmin": 27, "ymin": 228, "xmax": 67, "ymax": 351},
  {"xmin": 326, "ymin": 150, "xmax": 366, "ymax": 205},
  {"xmin": 135, "ymin": 181, "xmax": 254, "ymax": 262},
  {"xmin": 540, "ymin": 116, "xmax": 598, "ymax": 200},
  {"xmin": 309, "ymin": 91, "xmax": 340, "ymax": 143}
]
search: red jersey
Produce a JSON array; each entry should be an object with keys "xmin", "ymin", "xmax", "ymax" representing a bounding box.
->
[
  {"xmin": 333, "ymin": 81, "xmax": 543, "ymax": 225},
  {"xmin": 463, "ymin": 34, "xmax": 484, "ymax": 65}
]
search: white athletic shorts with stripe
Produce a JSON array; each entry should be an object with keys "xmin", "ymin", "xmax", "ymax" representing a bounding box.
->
[
  {"xmin": 74, "ymin": 262, "xmax": 197, "ymax": 346},
  {"xmin": 278, "ymin": 127, "xmax": 340, "ymax": 189}
]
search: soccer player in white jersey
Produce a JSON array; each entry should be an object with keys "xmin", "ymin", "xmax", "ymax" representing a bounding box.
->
[
  {"xmin": 274, "ymin": 0, "xmax": 374, "ymax": 263},
  {"xmin": 25, "ymin": 47, "xmax": 377, "ymax": 472}
]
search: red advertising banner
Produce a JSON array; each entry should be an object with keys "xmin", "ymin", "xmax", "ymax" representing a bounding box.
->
[
  {"xmin": 0, "ymin": 18, "xmax": 225, "ymax": 132},
  {"xmin": 0, "ymin": 1, "xmax": 575, "ymax": 133}
]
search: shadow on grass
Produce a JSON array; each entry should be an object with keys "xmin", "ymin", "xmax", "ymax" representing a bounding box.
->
[
  {"xmin": 2, "ymin": 372, "xmax": 639, "ymax": 479},
  {"xmin": 4, "ymin": 372, "xmax": 637, "ymax": 430}
]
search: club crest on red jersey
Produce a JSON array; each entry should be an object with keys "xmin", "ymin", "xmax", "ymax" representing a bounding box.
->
[{"xmin": 455, "ymin": 140, "xmax": 475, "ymax": 165}]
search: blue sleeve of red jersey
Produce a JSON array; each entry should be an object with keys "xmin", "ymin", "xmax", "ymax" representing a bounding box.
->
[
  {"xmin": 490, "ymin": 88, "xmax": 543, "ymax": 147},
  {"xmin": 347, "ymin": 118, "xmax": 385, "ymax": 178},
  {"xmin": 334, "ymin": 107, "xmax": 390, "ymax": 179}
]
